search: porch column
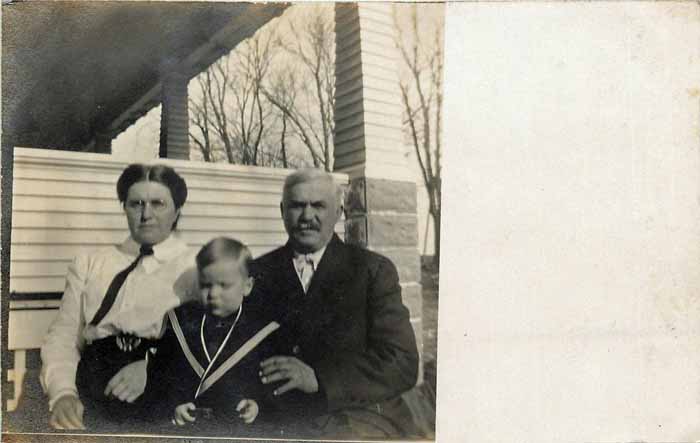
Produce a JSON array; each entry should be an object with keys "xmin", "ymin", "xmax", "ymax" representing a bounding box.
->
[
  {"xmin": 159, "ymin": 70, "xmax": 190, "ymax": 159},
  {"xmin": 334, "ymin": 4, "xmax": 423, "ymax": 380},
  {"xmin": 93, "ymin": 131, "xmax": 113, "ymax": 154}
]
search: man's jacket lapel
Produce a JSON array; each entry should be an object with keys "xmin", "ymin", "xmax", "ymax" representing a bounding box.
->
[
  {"xmin": 306, "ymin": 235, "xmax": 353, "ymax": 301},
  {"xmin": 276, "ymin": 243, "xmax": 305, "ymax": 298}
]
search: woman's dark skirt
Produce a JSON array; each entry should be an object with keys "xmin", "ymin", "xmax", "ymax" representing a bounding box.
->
[{"xmin": 76, "ymin": 335, "xmax": 157, "ymax": 429}]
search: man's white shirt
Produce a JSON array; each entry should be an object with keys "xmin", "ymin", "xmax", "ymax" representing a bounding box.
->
[{"xmin": 292, "ymin": 246, "xmax": 327, "ymax": 293}]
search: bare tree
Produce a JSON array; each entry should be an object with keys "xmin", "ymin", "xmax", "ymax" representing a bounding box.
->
[
  {"xmin": 195, "ymin": 58, "xmax": 236, "ymax": 163},
  {"xmin": 189, "ymin": 32, "xmax": 282, "ymax": 166},
  {"xmin": 231, "ymin": 34, "xmax": 277, "ymax": 165},
  {"xmin": 190, "ymin": 70, "xmax": 217, "ymax": 162},
  {"xmin": 280, "ymin": 111, "xmax": 289, "ymax": 168},
  {"xmin": 188, "ymin": 5, "xmax": 335, "ymax": 170},
  {"xmin": 264, "ymin": 70, "xmax": 322, "ymax": 167},
  {"xmin": 394, "ymin": 4, "xmax": 444, "ymax": 266},
  {"xmin": 263, "ymin": 6, "xmax": 335, "ymax": 171}
]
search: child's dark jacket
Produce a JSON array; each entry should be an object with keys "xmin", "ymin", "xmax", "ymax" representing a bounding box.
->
[{"xmin": 145, "ymin": 300, "xmax": 281, "ymax": 435}]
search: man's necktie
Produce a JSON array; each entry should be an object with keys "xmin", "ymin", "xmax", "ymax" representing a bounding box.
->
[
  {"xmin": 89, "ymin": 244, "xmax": 154, "ymax": 327},
  {"xmin": 299, "ymin": 255, "xmax": 315, "ymax": 293}
]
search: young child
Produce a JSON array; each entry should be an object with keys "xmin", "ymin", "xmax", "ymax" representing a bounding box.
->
[{"xmin": 146, "ymin": 237, "xmax": 280, "ymax": 434}]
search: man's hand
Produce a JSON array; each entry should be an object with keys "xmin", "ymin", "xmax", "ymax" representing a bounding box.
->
[
  {"xmin": 236, "ymin": 399, "xmax": 259, "ymax": 424},
  {"xmin": 172, "ymin": 402, "xmax": 196, "ymax": 426},
  {"xmin": 259, "ymin": 356, "xmax": 319, "ymax": 395},
  {"xmin": 49, "ymin": 394, "xmax": 85, "ymax": 430},
  {"xmin": 104, "ymin": 358, "xmax": 147, "ymax": 402}
]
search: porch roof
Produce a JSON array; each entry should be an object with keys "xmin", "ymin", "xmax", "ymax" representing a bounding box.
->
[{"xmin": 2, "ymin": 1, "xmax": 288, "ymax": 150}]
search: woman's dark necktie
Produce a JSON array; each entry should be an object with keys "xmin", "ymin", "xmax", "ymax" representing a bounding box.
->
[{"xmin": 89, "ymin": 244, "xmax": 154, "ymax": 327}]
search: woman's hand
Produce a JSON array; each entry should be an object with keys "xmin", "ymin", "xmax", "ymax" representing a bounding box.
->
[
  {"xmin": 236, "ymin": 398, "xmax": 259, "ymax": 424},
  {"xmin": 104, "ymin": 358, "xmax": 147, "ymax": 402},
  {"xmin": 172, "ymin": 402, "xmax": 196, "ymax": 426},
  {"xmin": 49, "ymin": 394, "xmax": 85, "ymax": 430}
]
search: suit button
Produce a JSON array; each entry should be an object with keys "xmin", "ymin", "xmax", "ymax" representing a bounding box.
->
[{"xmin": 292, "ymin": 345, "xmax": 301, "ymax": 355}]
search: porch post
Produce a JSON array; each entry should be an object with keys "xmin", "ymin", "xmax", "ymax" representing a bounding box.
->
[
  {"xmin": 92, "ymin": 131, "xmax": 113, "ymax": 154},
  {"xmin": 159, "ymin": 70, "xmax": 190, "ymax": 159},
  {"xmin": 334, "ymin": 3, "xmax": 424, "ymax": 381}
]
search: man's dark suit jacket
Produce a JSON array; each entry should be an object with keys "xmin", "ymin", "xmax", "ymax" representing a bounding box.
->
[{"xmin": 250, "ymin": 234, "xmax": 420, "ymax": 438}]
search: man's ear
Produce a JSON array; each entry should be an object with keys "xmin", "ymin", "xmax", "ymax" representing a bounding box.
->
[
  {"xmin": 242, "ymin": 276, "xmax": 254, "ymax": 298},
  {"xmin": 335, "ymin": 201, "xmax": 344, "ymax": 222},
  {"xmin": 336, "ymin": 188, "xmax": 345, "ymax": 220}
]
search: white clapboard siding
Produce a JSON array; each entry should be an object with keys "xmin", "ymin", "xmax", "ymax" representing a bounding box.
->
[
  {"xmin": 10, "ymin": 147, "xmax": 348, "ymax": 295},
  {"xmin": 13, "ymin": 178, "xmax": 286, "ymax": 206},
  {"xmin": 12, "ymin": 212, "xmax": 286, "ymax": 233},
  {"xmin": 11, "ymin": 229, "xmax": 289, "ymax": 246},
  {"xmin": 13, "ymin": 197, "xmax": 285, "ymax": 217}
]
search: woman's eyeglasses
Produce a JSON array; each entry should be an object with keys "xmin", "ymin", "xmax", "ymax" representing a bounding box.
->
[{"xmin": 125, "ymin": 199, "xmax": 169, "ymax": 213}]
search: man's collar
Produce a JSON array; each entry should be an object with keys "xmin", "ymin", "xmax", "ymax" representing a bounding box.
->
[
  {"xmin": 121, "ymin": 234, "xmax": 188, "ymax": 262},
  {"xmin": 292, "ymin": 245, "xmax": 327, "ymax": 267}
]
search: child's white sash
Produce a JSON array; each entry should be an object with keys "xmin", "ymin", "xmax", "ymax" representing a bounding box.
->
[
  {"xmin": 197, "ymin": 321, "xmax": 279, "ymax": 397},
  {"xmin": 167, "ymin": 310, "xmax": 279, "ymax": 398},
  {"xmin": 168, "ymin": 310, "xmax": 204, "ymax": 377}
]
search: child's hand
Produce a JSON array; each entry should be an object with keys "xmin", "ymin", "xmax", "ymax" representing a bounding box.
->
[
  {"xmin": 236, "ymin": 399, "xmax": 259, "ymax": 424},
  {"xmin": 172, "ymin": 402, "xmax": 196, "ymax": 426}
]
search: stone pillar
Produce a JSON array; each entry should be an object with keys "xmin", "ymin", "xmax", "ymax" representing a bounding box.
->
[
  {"xmin": 159, "ymin": 70, "xmax": 190, "ymax": 160},
  {"xmin": 334, "ymin": 3, "xmax": 423, "ymax": 382}
]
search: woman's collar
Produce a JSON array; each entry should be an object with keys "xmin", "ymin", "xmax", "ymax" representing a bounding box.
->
[{"xmin": 121, "ymin": 234, "xmax": 188, "ymax": 262}]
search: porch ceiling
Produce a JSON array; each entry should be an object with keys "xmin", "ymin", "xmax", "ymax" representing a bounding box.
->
[{"xmin": 2, "ymin": 1, "xmax": 288, "ymax": 150}]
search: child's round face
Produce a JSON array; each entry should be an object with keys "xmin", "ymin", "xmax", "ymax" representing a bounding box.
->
[{"xmin": 199, "ymin": 258, "xmax": 253, "ymax": 318}]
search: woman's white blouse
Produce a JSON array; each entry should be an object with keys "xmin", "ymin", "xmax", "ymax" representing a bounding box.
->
[{"xmin": 40, "ymin": 235, "xmax": 198, "ymax": 408}]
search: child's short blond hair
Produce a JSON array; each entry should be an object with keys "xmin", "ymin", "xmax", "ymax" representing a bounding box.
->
[{"xmin": 196, "ymin": 237, "xmax": 253, "ymax": 277}]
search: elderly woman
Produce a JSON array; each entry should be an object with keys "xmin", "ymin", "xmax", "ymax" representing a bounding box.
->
[{"xmin": 41, "ymin": 164, "xmax": 197, "ymax": 430}]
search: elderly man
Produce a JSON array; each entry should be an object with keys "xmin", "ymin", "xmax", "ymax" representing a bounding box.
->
[{"xmin": 253, "ymin": 168, "xmax": 419, "ymax": 439}]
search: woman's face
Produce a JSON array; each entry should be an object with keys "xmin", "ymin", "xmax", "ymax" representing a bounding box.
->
[{"xmin": 124, "ymin": 181, "xmax": 180, "ymax": 245}]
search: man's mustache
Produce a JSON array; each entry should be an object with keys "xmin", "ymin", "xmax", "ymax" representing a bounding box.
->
[{"xmin": 294, "ymin": 224, "xmax": 320, "ymax": 232}]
